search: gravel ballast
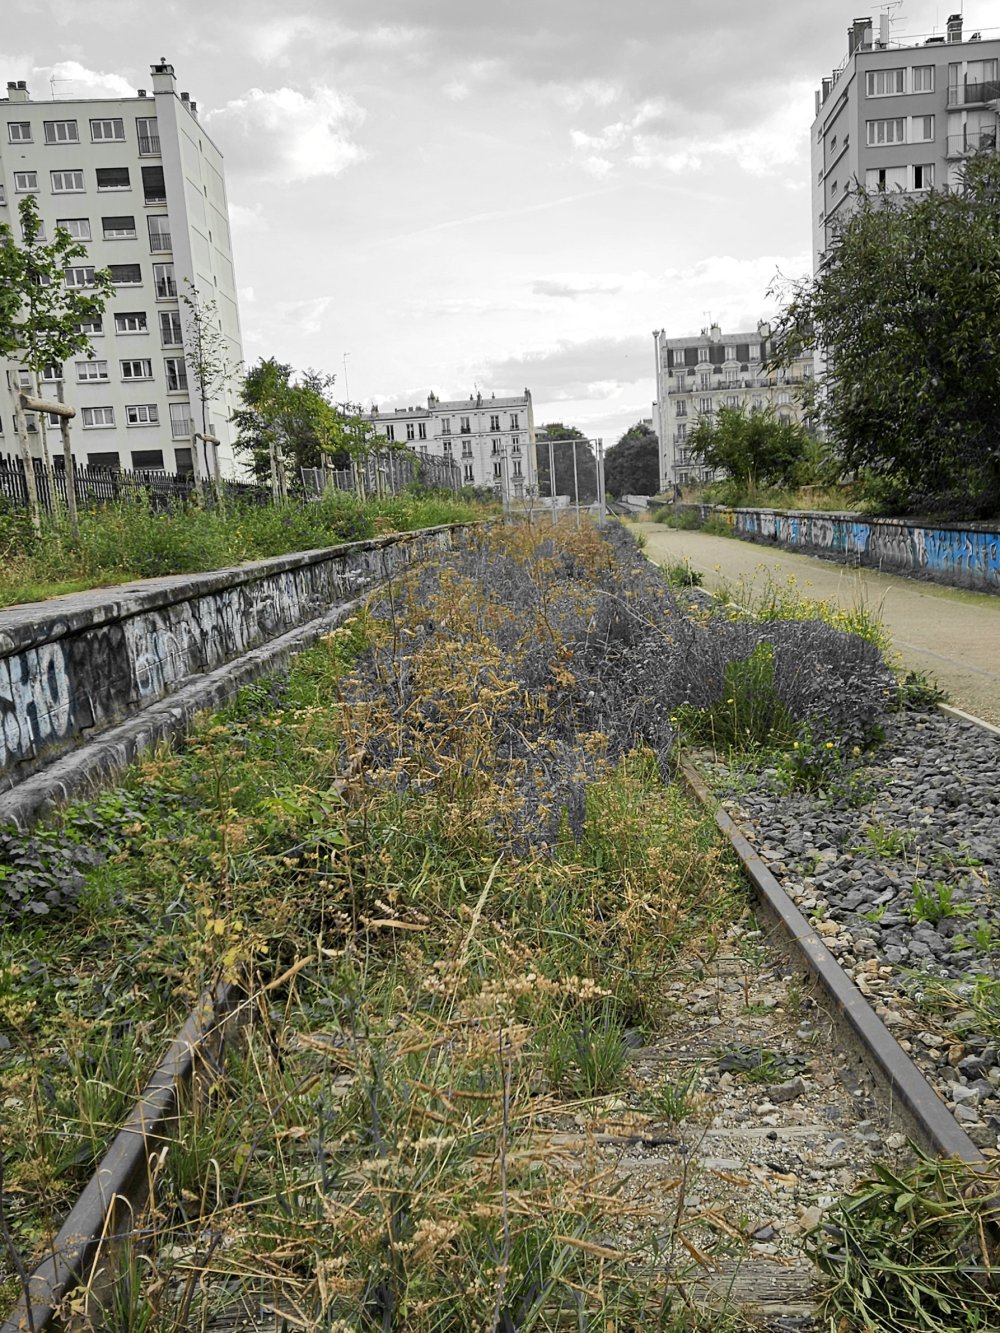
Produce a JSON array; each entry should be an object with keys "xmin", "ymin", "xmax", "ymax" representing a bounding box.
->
[{"xmin": 705, "ymin": 709, "xmax": 1000, "ymax": 1154}]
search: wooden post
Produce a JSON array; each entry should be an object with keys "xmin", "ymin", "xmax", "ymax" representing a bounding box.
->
[
  {"xmin": 11, "ymin": 380, "xmax": 44, "ymax": 533},
  {"xmin": 56, "ymin": 380, "xmax": 79, "ymax": 539}
]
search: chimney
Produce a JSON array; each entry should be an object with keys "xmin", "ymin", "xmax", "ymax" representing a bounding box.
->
[
  {"xmin": 7, "ymin": 79, "xmax": 29, "ymax": 103},
  {"xmin": 709, "ymin": 323, "xmax": 722, "ymax": 342},
  {"xmin": 137, "ymin": 88, "xmax": 147, "ymax": 98},
  {"xmin": 180, "ymin": 91, "xmax": 190, "ymax": 102},
  {"xmin": 150, "ymin": 60, "xmax": 176, "ymax": 95},
  {"xmin": 849, "ymin": 16, "xmax": 873, "ymax": 56},
  {"xmin": 947, "ymin": 14, "xmax": 963, "ymax": 43},
  {"xmin": 821, "ymin": 76, "xmax": 832, "ymax": 104},
  {"xmin": 189, "ymin": 100, "xmax": 198, "ymax": 117}
]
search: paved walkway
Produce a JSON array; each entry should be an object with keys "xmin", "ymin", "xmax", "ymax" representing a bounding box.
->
[{"xmin": 632, "ymin": 519, "xmax": 1000, "ymax": 727}]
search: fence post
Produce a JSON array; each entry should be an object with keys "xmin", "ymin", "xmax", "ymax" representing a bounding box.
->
[{"xmin": 56, "ymin": 380, "xmax": 80, "ymax": 540}]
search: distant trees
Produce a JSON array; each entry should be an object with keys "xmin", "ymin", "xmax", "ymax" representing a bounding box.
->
[
  {"xmin": 231, "ymin": 358, "xmax": 346, "ymax": 497},
  {"xmin": 534, "ymin": 423, "xmax": 598, "ymax": 502},
  {"xmin": 604, "ymin": 422, "xmax": 659, "ymax": 497},
  {"xmin": 688, "ymin": 405, "xmax": 815, "ymax": 491},
  {"xmin": 771, "ymin": 151, "xmax": 1000, "ymax": 516}
]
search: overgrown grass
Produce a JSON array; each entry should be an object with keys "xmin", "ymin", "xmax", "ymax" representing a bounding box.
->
[{"xmin": 0, "ymin": 490, "xmax": 494, "ymax": 606}]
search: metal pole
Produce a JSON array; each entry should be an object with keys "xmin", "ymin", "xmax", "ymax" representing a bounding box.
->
[
  {"xmin": 548, "ymin": 437, "xmax": 557, "ymax": 525},
  {"xmin": 596, "ymin": 438, "xmax": 606, "ymax": 528},
  {"xmin": 501, "ymin": 444, "xmax": 511, "ymax": 521},
  {"xmin": 572, "ymin": 439, "xmax": 580, "ymax": 529}
]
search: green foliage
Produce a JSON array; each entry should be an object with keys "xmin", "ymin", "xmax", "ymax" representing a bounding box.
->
[
  {"xmin": 909, "ymin": 879, "xmax": 971, "ymax": 924},
  {"xmin": 897, "ymin": 669, "xmax": 949, "ymax": 711},
  {"xmin": 661, "ymin": 559, "xmax": 703, "ymax": 589},
  {"xmin": 772, "ymin": 152, "xmax": 1000, "ymax": 518},
  {"xmin": 808, "ymin": 1152, "xmax": 1000, "ymax": 1332},
  {"xmin": 687, "ymin": 404, "xmax": 815, "ymax": 490},
  {"xmin": 180, "ymin": 282, "xmax": 241, "ymax": 445},
  {"xmin": 534, "ymin": 422, "xmax": 598, "ymax": 501},
  {"xmin": 672, "ymin": 642, "xmax": 794, "ymax": 752},
  {"xmin": 604, "ymin": 421, "xmax": 660, "ymax": 497}
]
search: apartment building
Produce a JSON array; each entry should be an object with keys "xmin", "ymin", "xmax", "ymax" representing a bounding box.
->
[
  {"xmin": 652, "ymin": 323, "xmax": 816, "ymax": 490},
  {"xmin": 0, "ymin": 61, "xmax": 243, "ymax": 478},
  {"xmin": 367, "ymin": 389, "xmax": 536, "ymax": 496},
  {"xmin": 813, "ymin": 12, "xmax": 1000, "ymax": 268}
]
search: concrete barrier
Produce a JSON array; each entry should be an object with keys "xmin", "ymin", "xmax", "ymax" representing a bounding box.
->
[
  {"xmin": 672, "ymin": 504, "xmax": 1000, "ymax": 594},
  {"xmin": 0, "ymin": 526, "xmax": 469, "ymax": 818}
]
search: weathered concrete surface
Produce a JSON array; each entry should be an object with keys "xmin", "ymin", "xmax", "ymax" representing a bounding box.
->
[
  {"xmin": 673, "ymin": 504, "xmax": 1000, "ymax": 594},
  {"xmin": 634, "ymin": 519, "xmax": 1000, "ymax": 727},
  {"xmin": 0, "ymin": 526, "xmax": 469, "ymax": 804}
]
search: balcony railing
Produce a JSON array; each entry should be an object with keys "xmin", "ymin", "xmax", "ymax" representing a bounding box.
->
[
  {"xmin": 149, "ymin": 231, "xmax": 172, "ymax": 251},
  {"xmin": 138, "ymin": 134, "xmax": 161, "ymax": 155},
  {"xmin": 155, "ymin": 278, "xmax": 177, "ymax": 299},
  {"xmin": 946, "ymin": 128, "xmax": 998, "ymax": 157},
  {"xmin": 947, "ymin": 80, "xmax": 1000, "ymax": 106},
  {"xmin": 144, "ymin": 191, "xmax": 167, "ymax": 205},
  {"xmin": 170, "ymin": 416, "xmax": 195, "ymax": 439}
]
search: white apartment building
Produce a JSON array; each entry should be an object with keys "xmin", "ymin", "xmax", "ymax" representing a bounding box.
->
[
  {"xmin": 813, "ymin": 12, "xmax": 1000, "ymax": 268},
  {"xmin": 0, "ymin": 61, "xmax": 243, "ymax": 478},
  {"xmin": 652, "ymin": 324, "xmax": 816, "ymax": 489},
  {"xmin": 367, "ymin": 389, "xmax": 537, "ymax": 496}
]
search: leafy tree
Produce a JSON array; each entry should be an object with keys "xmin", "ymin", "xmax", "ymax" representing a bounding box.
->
[
  {"xmin": 0, "ymin": 194, "xmax": 113, "ymax": 529},
  {"xmin": 687, "ymin": 405, "xmax": 814, "ymax": 491},
  {"xmin": 534, "ymin": 423, "xmax": 598, "ymax": 503},
  {"xmin": 771, "ymin": 152, "xmax": 1000, "ymax": 516},
  {"xmin": 604, "ymin": 422, "xmax": 659, "ymax": 497},
  {"xmin": 181, "ymin": 283, "xmax": 241, "ymax": 494}
]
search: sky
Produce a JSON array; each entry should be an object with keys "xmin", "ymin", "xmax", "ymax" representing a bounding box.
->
[{"xmin": 5, "ymin": 0, "xmax": 1000, "ymax": 447}]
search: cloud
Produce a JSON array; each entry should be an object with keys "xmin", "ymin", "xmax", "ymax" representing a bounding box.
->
[
  {"xmin": 479, "ymin": 334, "xmax": 653, "ymax": 400},
  {"xmin": 37, "ymin": 59, "xmax": 136, "ymax": 99},
  {"xmin": 531, "ymin": 275, "xmax": 626, "ymax": 299},
  {"xmin": 204, "ymin": 85, "xmax": 366, "ymax": 181}
]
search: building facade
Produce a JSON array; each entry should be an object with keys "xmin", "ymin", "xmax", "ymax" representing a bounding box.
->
[
  {"xmin": 652, "ymin": 323, "xmax": 815, "ymax": 489},
  {"xmin": 367, "ymin": 390, "xmax": 536, "ymax": 496},
  {"xmin": 0, "ymin": 61, "xmax": 243, "ymax": 478},
  {"xmin": 813, "ymin": 13, "xmax": 1000, "ymax": 268}
]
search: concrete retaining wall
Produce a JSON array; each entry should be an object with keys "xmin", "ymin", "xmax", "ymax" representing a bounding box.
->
[
  {"xmin": 675, "ymin": 505, "xmax": 1000, "ymax": 594},
  {"xmin": 0, "ymin": 526, "xmax": 464, "ymax": 804}
]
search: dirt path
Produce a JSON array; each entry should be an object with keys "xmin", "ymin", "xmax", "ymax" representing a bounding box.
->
[{"xmin": 633, "ymin": 519, "xmax": 1000, "ymax": 726}]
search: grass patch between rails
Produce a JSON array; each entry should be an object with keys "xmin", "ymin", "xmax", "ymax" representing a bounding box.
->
[{"xmin": 1, "ymin": 521, "xmax": 747, "ymax": 1331}]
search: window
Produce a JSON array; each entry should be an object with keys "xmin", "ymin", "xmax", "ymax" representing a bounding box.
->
[
  {"xmin": 51, "ymin": 169, "xmax": 85, "ymax": 193},
  {"xmin": 463, "ymin": 463, "xmax": 474, "ymax": 483},
  {"xmin": 131, "ymin": 449, "xmax": 164, "ymax": 468},
  {"xmin": 512, "ymin": 458, "xmax": 522, "ymax": 477},
  {"xmin": 830, "ymin": 178, "xmax": 837, "ymax": 196},
  {"xmin": 912, "ymin": 114, "xmax": 935, "ymax": 142},
  {"xmin": 384, "ymin": 424, "xmax": 395, "ymax": 442},
  {"xmin": 491, "ymin": 439, "xmax": 501, "ymax": 455},
  {"xmin": 44, "ymin": 119, "xmax": 79, "ymax": 144},
  {"xmin": 22, "ymin": 217, "xmax": 45, "ymax": 241},
  {"xmin": 174, "ymin": 446, "xmax": 193, "ymax": 474},
  {"xmin": 511, "ymin": 441, "xmax": 521, "ymax": 454},
  {"xmin": 77, "ymin": 359, "xmax": 109, "ymax": 382},
  {"xmin": 510, "ymin": 413, "xmax": 519, "ymax": 428},
  {"xmin": 115, "ymin": 311, "xmax": 148, "ymax": 334},
  {"xmin": 441, "ymin": 418, "xmax": 451, "ymax": 434},
  {"xmin": 676, "ymin": 423, "xmax": 687, "ymax": 442},
  {"xmin": 867, "ymin": 117, "xmax": 905, "ymax": 144},
  {"xmin": 405, "ymin": 422, "xmax": 415, "ymax": 440},
  {"xmin": 120, "ymin": 358, "xmax": 153, "ymax": 379},
  {"xmin": 57, "ymin": 217, "xmax": 91, "ymax": 241},
  {"xmin": 109, "ymin": 263, "xmax": 142, "ymax": 285},
  {"xmin": 912, "ymin": 65, "xmax": 934, "ymax": 93},
  {"xmin": 492, "ymin": 460, "xmax": 503, "ymax": 479},
  {"xmin": 153, "ymin": 263, "xmax": 176, "ymax": 298},
  {"xmin": 866, "ymin": 165, "xmax": 907, "ymax": 191},
  {"xmin": 164, "ymin": 357, "xmax": 188, "ymax": 391},
  {"xmin": 461, "ymin": 441, "xmax": 473, "ymax": 458},
  {"xmin": 91, "ymin": 118, "xmax": 125, "ymax": 142},
  {"xmin": 102, "ymin": 214, "xmax": 136, "ymax": 239},
  {"xmin": 777, "ymin": 390, "xmax": 791, "ymax": 405},
  {"xmin": 65, "ymin": 265, "xmax": 96, "ymax": 288},
  {"xmin": 8, "ymin": 122, "xmax": 32, "ymax": 143},
  {"xmin": 460, "ymin": 416, "xmax": 471, "ymax": 433},
  {"xmin": 148, "ymin": 215, "xmax": 171, "ymax": 251},
  {"xmin": 142, "ymin": 165, "xmax": 165, "ymax": 204},
  {"xmin": 699, "ymin": 397, "xmax": 712, "ymax": 414},
  {"xmin": 87, "ymin": 451, "xmax": 121, "ymax": 468},
  {"xmin": 866, "ymin": 68, "xmax": 906, "ymax": 97},
  {"xmin": 78, "ymin": 317, "xmax": 103, "ymax": 336},
  {"xmin": 14, "ymin": 171, "xmax": 38, "ymax": 192},
  {"xmin": 41, "ymin": 364, "xmax": 62, "ymax": 382},
  {"xmin": 82, "ymin": 406, "xmax": 115, "ymax": 428},
  {"xmin": 442, "ymin": 440, "xmax": 452, "ymax": 455},
  {"xmin": 0, "ymin": 185, "xmax": 4, "ymax": 204},
  {"xmin": 136, "ymin": 117, "xmax": 160, "ymax": 155},
  {"xmin": 676, "ymin": 400, "xmax": 687, "ymax": 417},
  {"xmin": 698, "ymin": 372, "xmax": 711, "ymax": 389},
  {"xmin": 168, "ymin": 402, "xmax": 194, "ymax": 438},
  {"xmin": 913, "ymin": 163, "xmax": 935, "ymax": 190},
  {"xmin": 726, "ymin": 394, "xmax": 740, "ymax": 408},
  {"xmin": 96, "ymin": 166, "xmax": 130, "ymax": 191},
  {"xmin": 490, "ymin": 414, "xmax": 500, "ymax": 430},
  {"xmin": 418, "ymin": 422, "xmax": 426, "ymax": 440}
]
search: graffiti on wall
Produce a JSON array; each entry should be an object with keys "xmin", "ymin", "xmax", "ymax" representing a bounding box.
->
[{"xmin": 0, "ymin": 530, "xmax": 453, "ymax": 785}]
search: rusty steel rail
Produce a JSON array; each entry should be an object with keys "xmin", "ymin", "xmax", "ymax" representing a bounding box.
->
[{"xmin": 679, "ymin": 756, "xmax": 983, "ymax": 1164}]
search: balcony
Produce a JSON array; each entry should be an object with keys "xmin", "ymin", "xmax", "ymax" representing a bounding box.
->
[
  {"xmin": 138, "ymin": 134, "xmax": 161, "ymax": 155},
  {"xmin": 946, "ymin": 128, "xmax": 998, "ymax": 158},
  {"xmin": 170, "ymin": 416, "xmax": 194, "ymax": 439},
  {"xmin": 155, "ymin": 277, "xmax": 177, "ymax": 299},
  {"xmin": 947, "ymin": 80, "xmax": 1000, "ymax": 106},
  {"xmin": 149, "ymin": 231, "xmax": 172, "ymax": 252}
]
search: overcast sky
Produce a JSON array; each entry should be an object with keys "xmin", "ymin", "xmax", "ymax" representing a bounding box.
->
[{"xmin": 5, "ymin": 1, "xmax": 998, "ymax": 446}]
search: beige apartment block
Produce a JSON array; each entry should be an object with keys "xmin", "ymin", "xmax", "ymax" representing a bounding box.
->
[
  {"xmin": 367, "ymin": 389, "xmax": 536, "ymax": 497},
  {"xmin": 652, "ymin": 323, "xmax": 815, "ymax": 489},
  {"xmin": 813, "ymin": 12, "xmax": 1000, "ymax": 269},
  {"xmin": 0, "ymin": 61, "xmax": 243, "ymax": 479}
]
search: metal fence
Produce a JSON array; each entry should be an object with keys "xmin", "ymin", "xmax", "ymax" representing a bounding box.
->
[
  {"xmin": 300, "ymin": 449, "xmax": 463, "ymax": 499},
  {"xmin": 0, "ymin": 455, "xmax": 269, "ymax": 514}
]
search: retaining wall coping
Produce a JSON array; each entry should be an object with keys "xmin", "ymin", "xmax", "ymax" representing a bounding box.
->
[
  {"xmin": 691, "ymin": 503, "xmax": 1000, "ymax": 536},
  {"xmin": 0, "ymin": 524, "xmax": 464, "ymax": 657}
]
